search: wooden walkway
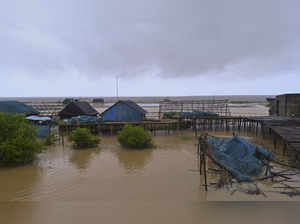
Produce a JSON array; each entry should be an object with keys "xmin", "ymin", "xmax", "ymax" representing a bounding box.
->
[
  {"xmin": 192, "ymin": 116, "xmax": 300, "ymax": 157},
  {"xmin": 59, "ymin": 120, "xmax": 189, "ymax": 136},
  {"xmin": 192, "ymin": 116, "xmax": 255, "ymax": 136},
  {"xmin": 241, "ymin": 118, "xmax": 300, "ymax": 156}
]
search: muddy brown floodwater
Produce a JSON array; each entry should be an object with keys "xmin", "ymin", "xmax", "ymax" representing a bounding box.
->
[{"xmin": 0, "ymin": 131, "xmax": 300, "ymax": 223}]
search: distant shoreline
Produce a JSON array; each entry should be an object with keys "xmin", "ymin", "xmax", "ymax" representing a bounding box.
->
[{"xmin": 0, "ymin": 95, "xmax": 272, "ymax": 103}]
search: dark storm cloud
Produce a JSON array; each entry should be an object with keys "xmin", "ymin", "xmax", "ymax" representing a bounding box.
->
[{"xmin": 0, "ymin": 0, "xmax": 299, "ymax": 78}]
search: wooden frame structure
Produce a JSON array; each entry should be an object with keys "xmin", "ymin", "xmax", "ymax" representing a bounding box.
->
[{"xmin": 158, "ymin": 100, "xmax": 231, "ymax": 119}]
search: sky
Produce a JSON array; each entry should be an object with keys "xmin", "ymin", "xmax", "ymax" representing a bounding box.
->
[{"xmin": 0, "ymin": 0, "xmax": 299, "ymax": 97}]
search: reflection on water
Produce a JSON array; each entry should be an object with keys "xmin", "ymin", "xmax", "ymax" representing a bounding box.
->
[
  {"xmin": 115, "ymin": 148, "xmax": 153, "ymax": 174},
  {"xmin": 69, "ymin": 148, "xmax": 101, "ymax": 170}
]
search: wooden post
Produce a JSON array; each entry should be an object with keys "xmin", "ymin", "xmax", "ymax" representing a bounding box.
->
[
  {"xmin": 273, "ymin": 136, "xmax": 277, "ymax": 150},
  {"xmin": 199, "ymin": 137, "xmax": 203, "ymax": 174},
  {"xmin": 195, "ymin": 119, "xmax": 198, "ymax": 137},
  {"xmin": 255, "ymin": 122, "xmax": 258, "ymax": 136},
  {"xmin": 158, "ymin": 104, "xmax": 161, "ymax": 120},
  {"xmin": 199, "ymin": 135, "xmax": 208, "ymax": 192},
  {"xmin": 203, "ymin": 146, "xmax": 208, "ymax": 192},
  {"xmin": 110, "ymin": 125, "xmax": 113, "ymax": 136},
  {"xmin": 283, "ymin": 142, "xmax": 287, "ymax": 155},
  {"xmin": 62, "ymin": 130, "xmax": 64, "ymax": 147}
]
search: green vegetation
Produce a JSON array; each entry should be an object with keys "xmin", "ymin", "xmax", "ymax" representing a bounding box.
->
[
  {"xmin": 69, "ymin": 128, "xmax": 100, "ymax": 149},
  {"xmin": 58, "ymin": 119, "xmax": 67, "ymax": 126},
  {"xmin": 44, "ymin": 132, "xmax": 56, "ymax": 146},
  {"xmin": 118, "ymin": 125, "xmax": 153, "ymax": 149},
  {"xmin": 0, "ymin": 113, "xmax": 43, "ymax": 166}
]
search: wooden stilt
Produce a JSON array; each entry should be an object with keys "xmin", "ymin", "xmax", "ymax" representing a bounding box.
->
[{"xmin": 203, "ymin": 150, "xmax": 208, "ymax": 192}]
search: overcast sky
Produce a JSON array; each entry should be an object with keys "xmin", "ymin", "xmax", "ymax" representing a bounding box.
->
[{"xmin": 0, "ymin": 0, "xmax": 299, "ymax": 97}]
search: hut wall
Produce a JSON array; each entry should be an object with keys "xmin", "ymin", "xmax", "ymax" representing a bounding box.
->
[
  {"xmin": 266, "ymin": 98, "xmax": 277, "ymax": 116},
  {"xmin": 276, "ymin": 95, "xmax": 286, "ymax": 116},
  {"xmin": 276, "ymin": 94, "xmax": 300, "ymax": 116},
  {"xmin": 102, "ymin": 103, "xmax": 143, "ymax": 122}
]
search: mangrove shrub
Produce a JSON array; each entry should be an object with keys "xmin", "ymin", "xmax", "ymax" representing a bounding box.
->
[
  {"xmin": 0, "ymin": 113, "xmax": 43, "ymax": 165},
  {"xmin": 44, "ymin": 132, "xmax": 56, "ymax": 146},
  {"xmin": 118, "ymin": 125, "xmax": 153, "ymax": 149},
  {"xmin": 69, "ymin": 128, "xmax": 100, "ymax": 149}
]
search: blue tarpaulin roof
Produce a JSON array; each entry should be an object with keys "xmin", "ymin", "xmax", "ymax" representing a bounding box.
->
[
  {"xmin": 26, "ymin": 115, "xmax": 51, "ymax": 121},
  {"xmin": 120, "ymin": 100, "xmax": 147, "ymax": 114},
  {"xmin": 101, "ymin": 100, "xmax": 147, "ymax": 122},
  {"xmin": 0, "ymin": 101, "xmax": 39, "ymax": 115}
]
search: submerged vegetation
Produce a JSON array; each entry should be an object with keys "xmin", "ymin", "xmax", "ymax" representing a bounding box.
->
[
  {"xmin": 43, "ymin": 132, "xmax": 57, "ymax": 146},
  {"xmin": 0, "ymin": 113, "xmax": 43, "ymax": 166},
  {"xmin": 69, "ymin": 128, "xmax": 100, "ymax": 149},
  {"xmin": 118, "ymin": 125, "xmax": 153, "ymax": 149}
]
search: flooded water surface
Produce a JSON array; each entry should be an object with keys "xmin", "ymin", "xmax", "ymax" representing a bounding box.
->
[{"xmin": 0, "ymin": 131, "xmax": 300, "ymax": 223}]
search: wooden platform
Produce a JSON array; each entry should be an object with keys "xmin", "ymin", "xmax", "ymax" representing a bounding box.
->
[
  {"xmin": 247, "ymin": 117, "xmax": 300, "ymax": 127},
  {"xmin": 192, "ymin": 116, "xmax": 300, "ymax": 156},
  {"xmin": 269, "ymin": 126, "xmax": 300, "ymax": 153},
  {"xmin": 58, "ymin": 119, "xmax": 188, "ymax": 136}
]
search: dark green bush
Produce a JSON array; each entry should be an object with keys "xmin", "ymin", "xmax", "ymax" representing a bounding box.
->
[
  {"xmin": 118, "ymin": 125, "xmax": 153, "ymax": 149},
  {"xmin": 69, "ymin": 128, "xmax": 100, "ymax": 149},
  {"xmin": 0, "ymin": 113, "xmax": 43, "ymax": 166}
]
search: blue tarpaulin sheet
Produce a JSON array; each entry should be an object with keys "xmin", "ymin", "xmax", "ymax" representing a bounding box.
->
[
  {"xmin": 207, "ymin": 136, "xmax": 275, "ymax": 182},
  {"xmin": 26, "ymin": 115, "xmax": 51, "ymax": 121},
  {"xmin": 64, "ymin": 115, "xmax": 101, "ymax": 124},
  {"xmin": 37, "ymin": 125, "xmax": 50, "ymax": 138}
]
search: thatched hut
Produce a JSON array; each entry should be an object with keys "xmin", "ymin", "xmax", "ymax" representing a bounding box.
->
[{"xmin": 58, "ymin": 101, "xmax": 99, "ymax": 119}]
